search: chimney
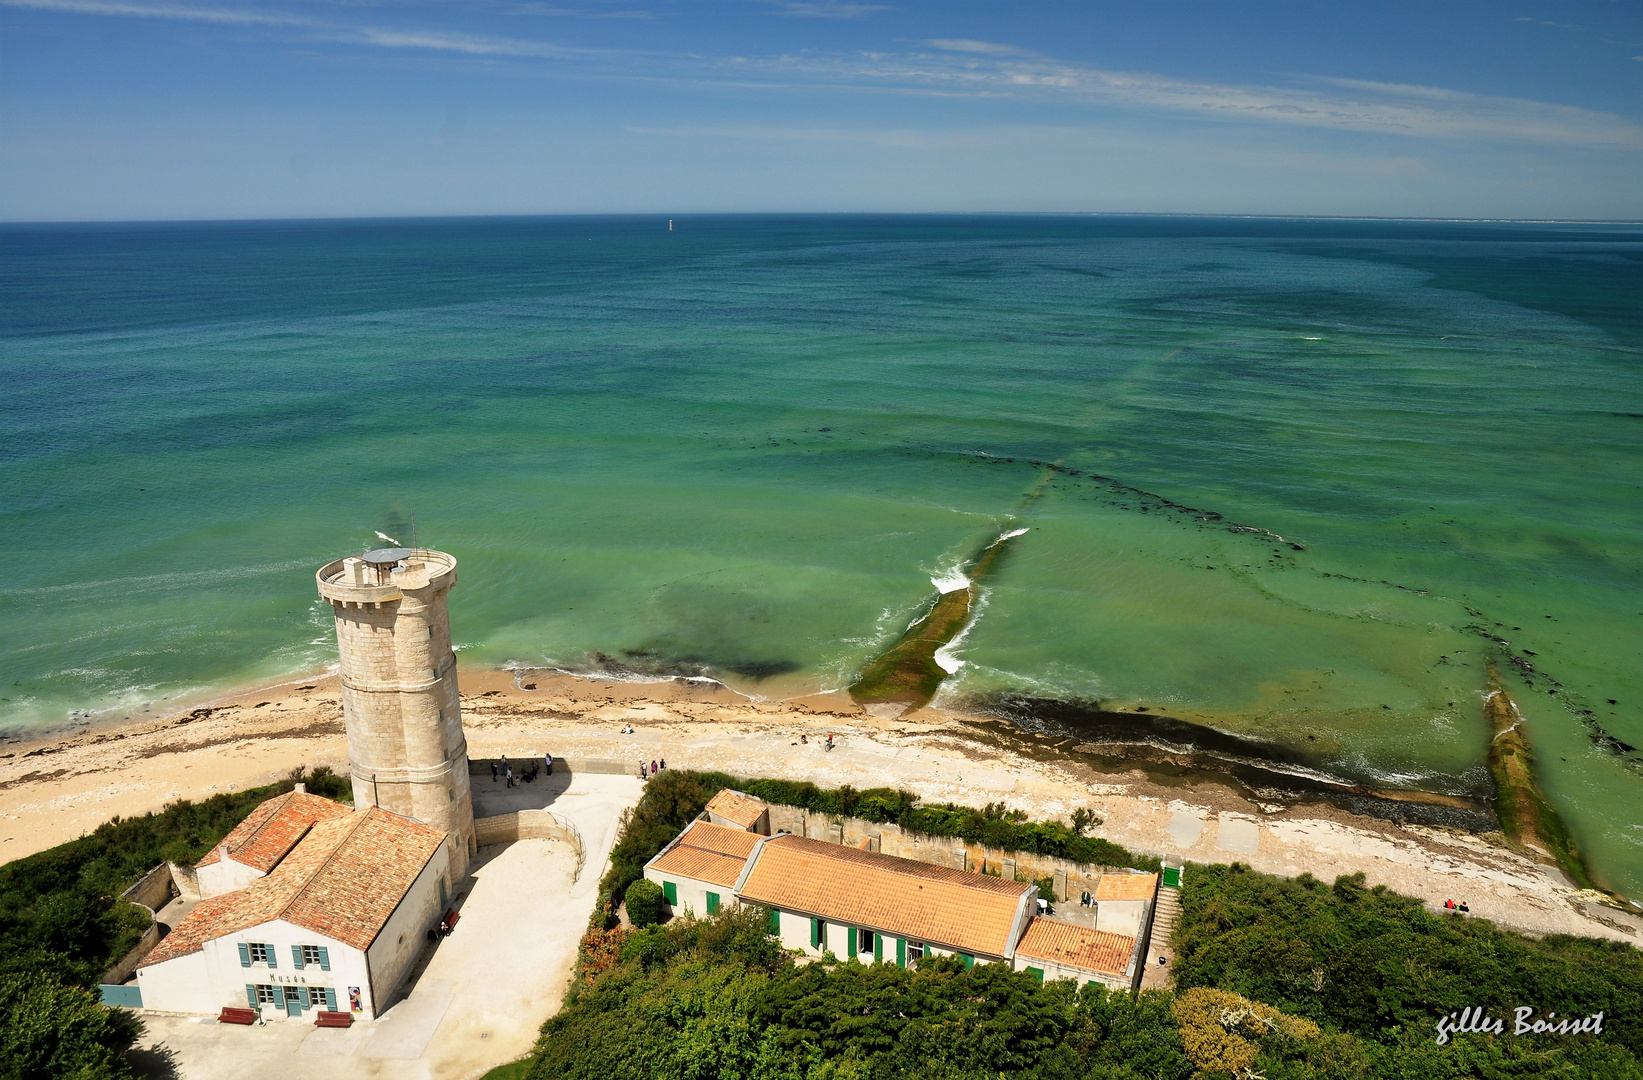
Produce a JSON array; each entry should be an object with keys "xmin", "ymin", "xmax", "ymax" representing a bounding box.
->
[{"xmin": 295, "ymin": 783, "xmax": 306, "ymax": 794}]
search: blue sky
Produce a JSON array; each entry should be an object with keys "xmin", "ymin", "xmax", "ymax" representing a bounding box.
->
[{"xmin": 1, "ymin": 1, "xmax": 1640, "ymax": 220}]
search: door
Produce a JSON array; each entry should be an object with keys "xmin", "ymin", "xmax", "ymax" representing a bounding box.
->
[
  {"xmin": 1162, "ymin": 866, "xmax": 1182, "ymax": 888},
  {"xmin": 284, "ymin": 986, "xmax": 304, "ymax": 1017}
]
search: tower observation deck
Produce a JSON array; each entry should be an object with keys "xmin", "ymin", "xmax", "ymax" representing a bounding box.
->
[{"xmin": 317, "ymin": 547, "xmax": 475, "ymax": 877}]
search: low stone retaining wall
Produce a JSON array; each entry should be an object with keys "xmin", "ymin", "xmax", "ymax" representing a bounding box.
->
[
  {"xmin": 474, "ymin": 809, "xmax": 586, "ymax": 882},
  {"xmin": 469, "ymin": 757, "xmax": 630, "ymax": 777}
]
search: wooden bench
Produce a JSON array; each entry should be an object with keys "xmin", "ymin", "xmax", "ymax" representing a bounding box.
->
[
  {"xmin": 443, "ymin": 908, "xmax": 461, "ymax": 930},
  {"xmin": 218, "ymin": 1007, "xmax": 257, "ymax": 1026},
  {"xmin": 315, "ymin": 1010, "xmax": 353, "ymax": 1028}
]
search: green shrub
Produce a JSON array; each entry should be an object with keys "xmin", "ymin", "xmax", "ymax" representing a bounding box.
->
[
  {"xmin": 0, "ymin": 970, "xmax": 142, "ymax": 1080},
  {"xmin": 624, "ymin": 879, "xmax": 666, "ymax": 928}
]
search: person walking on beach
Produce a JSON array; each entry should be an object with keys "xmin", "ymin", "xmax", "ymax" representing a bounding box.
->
[
  {"xmin": 651, "ymin": 759, "xmax": 658, "ymax": 776},
  {"xmin": 505, "ymin": 765, "xmax": 516, "ymax": 788},
  {"xmin": 659, "ymin": 758, "xmax": 666, "ymax": 771},
  {"xmin": 640, "ymin": 762, "xmax": 648, "ymax": 781},
  {"xmin": 544, "ymin": 751, "xmax": 553, "ymax": 776}
]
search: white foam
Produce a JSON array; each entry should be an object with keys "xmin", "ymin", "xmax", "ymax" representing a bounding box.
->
[{"xmin": 930, "ymin": 569, "xmax": 970, "ymax": 594}]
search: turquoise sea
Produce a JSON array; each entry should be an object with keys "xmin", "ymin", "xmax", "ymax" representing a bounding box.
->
[{"xmin": 2, "ymin": 216, "xmax": 1640, "ymax": 897}]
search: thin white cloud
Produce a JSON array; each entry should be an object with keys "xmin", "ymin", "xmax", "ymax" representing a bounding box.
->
[
  {"xmin": 924, "ymin": 38, "xmax": 1028, "ymax": 56},
  {"xmin": 0, "ymin": 0, "xmax": 309, "ymax": 24},
  {"xmin": 729, "ymin": 46, "xmax": 1643, "ymax": 148},
  {"xmin": 354, "ymin": 27, "xmax": 588, "ymax": 59},
  {"xmin": 757, "ymin": 0, "xmax": 887, "ymax": 18}
]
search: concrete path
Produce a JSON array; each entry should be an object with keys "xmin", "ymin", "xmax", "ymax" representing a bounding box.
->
[{"xmin": 131, "ymin": 771, "xmax": 642, "ymax": 1080}]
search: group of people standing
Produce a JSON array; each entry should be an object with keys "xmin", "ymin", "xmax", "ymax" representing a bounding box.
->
[
  {"xmin": 640, "ymin": 758, "xmax": 666, "ymax": 781},
  {"xmin": 490, "ymin": 751, "xmax": 554, "ymax": 788}
]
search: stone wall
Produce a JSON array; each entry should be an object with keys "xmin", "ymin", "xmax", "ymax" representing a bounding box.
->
[
  {"xmin": 473, "ymin": 810, "xmax": 586, "ymax": 882},
  {"xmin": 763, "ymin": 804, "xmax": 1146, "ymax": 902}
]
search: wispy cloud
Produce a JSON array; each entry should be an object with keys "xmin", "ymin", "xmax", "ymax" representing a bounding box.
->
[
  {"xmin": 0, "ymin": 0, "xmax": 310, "ymax": 25},
  {"xmin": 7, "ymin": 0, "xmax": 1639, "ymax": 150},
  {"xmin": 757, "ymin": 0, "xmax": 887, "ymax": 19},
  {"xmin": 725, "ymin": 45, "xmax": 1643, "ymax": 148}
]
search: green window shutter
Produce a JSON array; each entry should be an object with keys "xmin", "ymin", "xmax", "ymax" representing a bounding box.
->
[
  {"xmin": 292, "ymin": 945, "xmax": 305, "ymax": 969},
  {"xmin": 324, "ymin": 987, "xmax": 337, "ymax": 1011},
  {"xmin": 767, "ymin": 908, "xmax": 780, "ymax": 934},
  {"xmin": 811, "ymin": 918, "xmax": 822, "ymax": 949},
  {"xmin": 238, "ymin": 943, "xmax": 251, "ymax": 967},
  {"xmin": 663, "ymin": 881, "xmax": 678, "ymax": 905},
  {"xmin": 874, "ymin": 934, "xmax": 883, "ymax": 963},
  {"xmin": 1026, "ymin": 966, "xmax": 1044, "ymax": 981},
  {"xmin": 245, "ymin": 985, "xmax": 257, "ymax": 1008},
  {"xmin": 317, "ymin": 947, "xmax": 331, "ymax": 972},
  {"xmin": 961, "ymin": 953, "xmax": 974, "ymax": 970},
  {"xmin": 847, "ymin": 927, "xmax": 857, "ymax": 957},
  {"xmin": 706, "ymin": 892, "xmax": 720, "ymax": 915},
  {"xmin": 896, "ymin": 938, "xmax": 906, "ymax": 968}
]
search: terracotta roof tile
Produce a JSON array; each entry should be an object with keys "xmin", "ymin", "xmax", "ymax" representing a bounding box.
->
[
  {"xmin": 705, "ymin": 789, "xmax": 768, "ymax": 830},
  {"xmin": 1014, "ymin": 918, "xmax": 1135, "ymax": 977},
  {"xmin": 142, "ymin": 799, "xmax": 445, "ymax": 966},
  {"xmin": 1094, "ymin": 873, "xmax": 1157, "ymax": 902},
  {"xmin": 738, "ymin": 834, "xmax": 1032, "ymax": 958},
  {"xmin": 649, "ymin": 821, "xmax": 760, "ymax": 888},
  {"xmin": 195, "ymin": 791, "xmax": 351, "ymax": 872}
]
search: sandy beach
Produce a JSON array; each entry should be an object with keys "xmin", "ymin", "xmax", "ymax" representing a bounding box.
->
[{"xmin": 3, "ymin": 666, "xmax": 1639, "ymax": 949}]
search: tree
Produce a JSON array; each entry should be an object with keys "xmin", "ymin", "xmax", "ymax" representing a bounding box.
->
[
  {"xmin": 0, "ymin": 971, "xmax": 140, "ymax": 1080},
  {"xmin": 626, "ymin": 879, "xmax": 667, "ymax": 928}
]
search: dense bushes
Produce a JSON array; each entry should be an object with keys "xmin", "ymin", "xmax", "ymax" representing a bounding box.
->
[
  {"xmin": 533, "ymin": 906, "xmax": 1191, "ymax": 1080},
  {"xmin": 0, "ymin": 971, "xmax": 143, "ymax": 1080},
  {"xmin": 624, "ymin": 880, "xmax": 666, "ymax": 928},
  {"xmin": 1172, "ymin": 863, "xmax": 1643, "ymax": 1073}
]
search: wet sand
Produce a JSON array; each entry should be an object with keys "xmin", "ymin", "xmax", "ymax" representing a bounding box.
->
[{"xmin": 2, "ymin": 665, "xmax": 1638, "ymax": 947}]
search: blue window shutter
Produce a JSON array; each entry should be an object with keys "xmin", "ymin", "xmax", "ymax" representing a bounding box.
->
[
  {"xmin": 238, "ymin": 943, "xmax": 251, "ymax": 967},
  {"xmin": 317, "ymin": 946, "xmax": 331, "ymax": 971},
  {"xmin": 246, "ymin": 984, "xmax": 257, "ymax": 1008},
  {"xmin": 266, "ymin": 945, "xmax": 277, "ymax": 969},
  {"xmin": 324, "ymin": 987, "xmax": 337, "ymax": 1011},
  {"xmin": 292, "ymin": 945, "xmax": 305, "ymax": 969}
]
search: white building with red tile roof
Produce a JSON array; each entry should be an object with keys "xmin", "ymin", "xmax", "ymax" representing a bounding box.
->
[
  {"xmin": 136, "ymin": 793, "xmax": 452, "ymax": 1021},
  {"xmin": 643, "ymin": 790, "xmax": 1152, "ymax": 984}
]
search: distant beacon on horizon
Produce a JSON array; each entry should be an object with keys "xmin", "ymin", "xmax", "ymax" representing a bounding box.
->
[{"xmin": 316, "ymin": 546, "xmax": 475, "ymax": 878}]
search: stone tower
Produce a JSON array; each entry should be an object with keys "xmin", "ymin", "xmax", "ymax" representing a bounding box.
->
[{"xmin": 316, "ymin": 547, "xmax": 475, "ymax": 878}]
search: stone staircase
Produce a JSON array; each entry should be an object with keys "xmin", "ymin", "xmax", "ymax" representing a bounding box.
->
[{"xmin": 1139, "ymin": 868, "xmax": 1183, "ymax": 990}]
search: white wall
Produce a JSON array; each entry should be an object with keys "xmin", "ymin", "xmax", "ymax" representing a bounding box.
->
[
  {"xmin": 766, "ymin": 907, "xmax": 998, "ymax": 969},
  {"xmin": 363, "ymin": 843, "xmax": 450, "ymax": 1014},
  {"xmin": 196, "ymin": 856, "xmax": 264, "ymax": 900},
  {"xmin": 1094, "ymin": 899, "xmax": 1148, "ymax": 938},
  {"xmin": 643, "ymin": 867, "xmax": 738, "ymax": 920},
  {"xmin": 138, "ymin": 920, "xmax": 367, "ymax": 1019},
  {"xmin": 1012, "ymin": 955, "xmax": 1129, "ymax": 991}
]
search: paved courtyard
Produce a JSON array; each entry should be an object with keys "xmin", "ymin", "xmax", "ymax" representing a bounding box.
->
[{"xmin": 130, "ymin": 771, "xmax": 642, "ymax": 1080}]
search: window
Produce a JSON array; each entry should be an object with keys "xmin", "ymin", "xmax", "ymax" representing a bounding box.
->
[
  {"xmin": 305, "ymin": 987, "xmax": 334, "ymax": 1009},
  {"xmin": 255, "ymin": 985, "xmax": 278, "ymax": 1004},
  {"xmin": 907, "ymin": 941, "xmax": 925, "ymax": 964},
  {"xmin": 706, "ymin": 891, "xmax": 721, "ymax": 915},
  {"xmin": 858, "ymin": 929, "xmax": 874, "ymax": 956},
  {"xmin": 662, "ymin": 881, "xmax": 678, "ymax": 905},
  {"xmin": 1025, "ymin": 967, "xmax": 1044, "ymax": 981},
  {"xmin": 811, "ymin": 918, "xmax": 825, "ymax": 950},
  {"xmin": 245, "ymin": 942, "xmax": 275, "ymax": 967},
  {"xmin": 301, "ymin": 944, "xmax": 331, "ymax": 970}
]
